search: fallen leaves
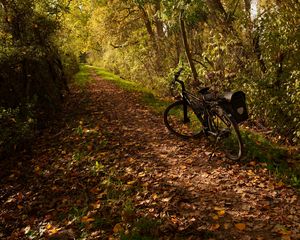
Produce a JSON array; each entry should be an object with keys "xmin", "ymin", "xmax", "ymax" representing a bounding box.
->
[
  {"xmin": 273, "ymin": 224, "xmax": 292, "ymax": 237},
  {"xmin": 90, "ymin": 201, "xmax": 101, "ymax": 209},
  {"xmin": 217, "ymin": 209, "xmax": 225, "ymax": 216},
  {"xmin": 235, "ymin": 223, "xmax": 246, "ymax": 231},
  {"xmin": 151, "ymin": 193, "xmax": 159, "ymax": 200},
  {"xmin": 46, "ymin": 223, "xmax": 62, "ymax": 236},
  {"xmin": 210, "ymin": 223, "xmax": 220, "ymax": 231},
  {"xmin": 1, "ymin": 72, "xmax": 300, "ymax": 240},
  {"xmin": 127, "ymin": 180, "xmax": 136, "ymax": 185},
  {"xmin": 223, "ymin": 223, "xmax": 230, "ymax": 230},
  {"xmin": 81, "ymin": 216, "xmax": 95, "ymax": 223},
  {"xmin": 113, "ymin": 223, "xmax": 123, "ymax": 233}
]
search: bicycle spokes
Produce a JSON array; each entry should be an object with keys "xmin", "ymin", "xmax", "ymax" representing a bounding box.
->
[
  {"xmin": 164, "ymin": 100, "xmax": 205, "ymax": 138},
  {"xmin": 209, "ymin": 114, "xmax": 243, "ymax": 160}
]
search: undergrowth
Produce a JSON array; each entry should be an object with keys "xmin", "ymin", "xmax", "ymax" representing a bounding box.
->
[
  {"xmin": 0, "ymin": 104, "xmax": 36, "ymax": 159},
  {"xmin": 242, "ymin": 130, "xmax": 300, "ymax": 188}
]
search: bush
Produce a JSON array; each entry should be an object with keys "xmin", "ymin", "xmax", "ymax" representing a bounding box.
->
[{"xmin": 0, "ymin": 106, "xmax": 36, "ymax": 159}]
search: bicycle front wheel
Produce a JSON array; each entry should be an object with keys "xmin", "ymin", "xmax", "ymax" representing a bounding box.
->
[
  {"xmin": 164, "ymin": 100, "xmax": 205, "ymax": 138},
  {"xmin": 210, "ymin": 112, "xmax": 243, "ymax": 160}
]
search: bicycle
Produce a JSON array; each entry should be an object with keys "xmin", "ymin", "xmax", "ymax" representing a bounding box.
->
[{"xmin": 164, "ymin": 68, "xmax": 248, "ymax": 160}]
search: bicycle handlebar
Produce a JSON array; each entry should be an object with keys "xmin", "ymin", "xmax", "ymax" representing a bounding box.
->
[
  {"xmin": 173, "ymin": 68, "xmax": 185, "ymax": 91},
  {"xmin": 172, "ymin": 68, "xmax": 215, "ymax": 100},
  {"xmin": 174, "ymin": 68, "xmax": 184, "ymax": 80}
]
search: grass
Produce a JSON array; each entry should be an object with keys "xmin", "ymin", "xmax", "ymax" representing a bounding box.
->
[
  {"xmin": 141, "ymin": 92, "xmax": 171, "ymax": 113},
  {"xmin": 242, "ymin": 129, "xmax": 300, "ymax": 188},
  {"xmin": 80, "ymin": 64, "xmax": 300, "ymax": 189},
  {"xmin": 94, "ymin": 68, "xmax": 148, "ymax": 93},
  {"xmin": 73, "ymin": 64, "xmax": 95, "ymax": 87},
  {"xmin": 120, "ymin": 217, "xmax": 161, "ymax": 240}
]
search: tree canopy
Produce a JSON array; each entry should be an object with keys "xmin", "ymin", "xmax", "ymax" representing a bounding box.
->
[{"xmin": 65, "ymin": 0, "xmax": 299, "ymax": 142}]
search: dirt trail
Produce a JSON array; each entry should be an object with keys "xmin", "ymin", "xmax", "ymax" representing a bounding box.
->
[{"xmin": 0, "ymin": 72, "xmax": 299, "ymax": 240}]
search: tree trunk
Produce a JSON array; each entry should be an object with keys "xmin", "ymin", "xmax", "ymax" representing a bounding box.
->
[
  {"xmin": 138, "ymin": 5, "xmax": 156, "ymax": 43},
  {"xmin": 180, "ymin": 10, "xmax": 199, "ymax": 87},
  {"xmin": 244, "ymin": 0, "xmax": 251, "ymax": 14},
  {"xmin": 154, "ymin": 0, "xmax": 164, "ymax": 38},
  {"xmin": 253, "ymin": 33, "xmax": 267, "ymax": 74}
]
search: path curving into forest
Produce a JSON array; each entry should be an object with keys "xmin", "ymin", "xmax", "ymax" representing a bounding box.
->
[{"xmin": 0, "ymin": 70, "xmax": 299, "ymax": 240}]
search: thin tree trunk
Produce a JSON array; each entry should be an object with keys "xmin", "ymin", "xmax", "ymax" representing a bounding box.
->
[
  {"xmin": 138, "ymin": 5, "xmax": 156, "ymax": 43},
  {"xmin": 244, "ymin": 0, "xmax": 251, "ymax": 13},
  {"xmin": 154, "ymin": 0, "xmax": 164, "ymax": 38},
  {"xmin": 180, "ymin": 10, "xmax": 199, "ymax": 87},
  {"xmin": 253, "ymin": 33, "xmax": 267, "ymax": 74}
]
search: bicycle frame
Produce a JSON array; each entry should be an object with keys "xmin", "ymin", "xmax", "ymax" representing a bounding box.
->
[
  {"xmin": 173, "ymin": 78, "xmax": 230, "ymax": 138},
  {"xmin": 174, "ymin": 79, "xmax": 208, "ymax": 129}
]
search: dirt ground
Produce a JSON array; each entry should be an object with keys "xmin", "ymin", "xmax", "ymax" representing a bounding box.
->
[{"xmin": 1, "ymin": 72, "xmax": 299, "ymax": 239}]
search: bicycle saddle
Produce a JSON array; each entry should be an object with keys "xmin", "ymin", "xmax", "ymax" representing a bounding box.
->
[{"xmin": 199, "ymin": 87, "xmax": 210, "ymax": 94}]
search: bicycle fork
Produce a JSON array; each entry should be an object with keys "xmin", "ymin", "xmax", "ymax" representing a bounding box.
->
[{"xmin": 208, "ymin": 114, "xmax": 231, "ymax": 160}]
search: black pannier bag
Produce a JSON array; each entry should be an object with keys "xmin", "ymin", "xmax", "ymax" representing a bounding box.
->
[{"xmin": 222, "ymin": 91, "xmax": 248, "ymax": 124}]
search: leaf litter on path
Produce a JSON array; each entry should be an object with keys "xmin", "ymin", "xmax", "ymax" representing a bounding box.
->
[{"xmin": 0, "ymin": 70, "xmax": 299, "ymax": 239}]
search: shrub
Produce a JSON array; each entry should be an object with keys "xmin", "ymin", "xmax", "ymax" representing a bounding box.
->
[{"xmin": 0, "ymin": 105, "xmax": 36, "ymax": 159}]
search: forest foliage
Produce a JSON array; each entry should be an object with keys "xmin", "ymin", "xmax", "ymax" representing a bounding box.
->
[
  {"xmin": 75, "ymin": 0, "xmax": 299, "ymax": 143},
  {"xmin": 0, "ymin": 0, "xmax": 76, "ymax": 156},
  {"xmin": 0, "ymin": 0, "xmax": 299, "ymax": 157}
]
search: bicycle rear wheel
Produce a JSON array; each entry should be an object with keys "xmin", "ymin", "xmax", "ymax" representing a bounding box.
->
[
  {"xmin": 210, "ymin": 112, "xmax": 243, "ymax": 160},
  {"xmin": 164, "ymin": 100, "xmax": 205, "ymax": 138}
]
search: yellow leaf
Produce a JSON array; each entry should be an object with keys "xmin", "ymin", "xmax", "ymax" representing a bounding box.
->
[
  {"xmin": 127, "ymin": 180, "xmax": 136, "ymax": 185},
  {"xmin": 34, "ymin": 166, "xmax": 40, "ymax": 172},
  {"xmin": 81, "ymin": 216, "xmax": 95, "ymax": 223},
  {"xmin": 91, "ymin": 202, "xmax": 101, "ymax": 209},
  {"xmin": 235, "ymin": 223, "xmax": 246, "ymax": 231},
  {"xmin": 46, "ymin": 223, "xmax": 52, "ymax": 229},
  {"xmin": 214, "ymin": 206, "xmax": 225, "ymax": 211},
  {"xmin": 113, "ymin": 223, "xmax": 123, "ymax": 233},
  {"xmin": 49, "ymin": 228, "xmax": 59, "ymax": 235},
  {"xmin": 217, "ymin": 210, "xmax": 225, "ymax": 216},
  {"xmin": 277, "ymin": 181, "xmax": 284, "ymax": 187},
  {"xmin": 151, "ymin": 193, "xmax": 158, "ymax": 200},
  {"xmin": 138, "ymin": 172, "xmax": 146, "ymax": 178},
  {"xmin": 211, "ymin": 214, "xmax": 219, "ymax": 220}
]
